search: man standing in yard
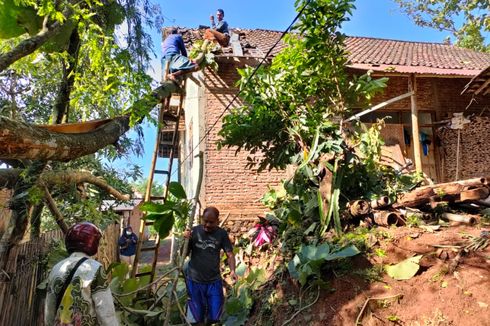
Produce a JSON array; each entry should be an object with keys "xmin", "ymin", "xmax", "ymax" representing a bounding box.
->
[
  {"xmin": 184, "ymin": 206, "xmax": 237, "ymax": 326},
  {"xmin": 45, "ymin": 222, "xmax": 118, "ymax": 326},
  {"xmin": 162, "ymin": 28, "xmax": 199, "ymax": 82},
  {"xmin": 118, "ymin": 226, "xmax": 138, "ymax": 266},
  {"xmin": 205, "ymin": 8, "xmax": 230, "ymax": 47}
]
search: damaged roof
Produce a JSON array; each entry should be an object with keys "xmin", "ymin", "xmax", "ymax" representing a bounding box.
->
[
  {"xmin": 462, "ymin": 66, "xmax": 490, "ymax": 95},
  {"xmin": 174, "ymin": 27, "xmax": 490, "ymax": 77}
]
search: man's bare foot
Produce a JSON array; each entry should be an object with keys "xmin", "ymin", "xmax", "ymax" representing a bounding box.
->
[{"xmin": 167, "ymin": 73, "xmax": 177, "ymax": 81}]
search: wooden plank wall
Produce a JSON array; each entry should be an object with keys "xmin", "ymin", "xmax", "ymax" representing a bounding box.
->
[{"xmin": 0, "ymin": 224, "xmax": 119, "ymax": 326}]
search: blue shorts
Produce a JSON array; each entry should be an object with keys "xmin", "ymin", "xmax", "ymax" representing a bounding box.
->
[
  {"xmin": 162, "ymin": 54, "xmax": 197, "ymax": 75},
  {"xmin": 185, "ymin": 277, "xmax": 224, "ymax": 324}
]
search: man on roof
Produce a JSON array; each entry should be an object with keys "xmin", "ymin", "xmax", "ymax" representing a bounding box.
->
[
  {"xmin": 162, "ymin": 28, "xmax": 199, "ymax": 81},
  {"xmin": 205, "ymin": 9, "xmax": 230, "ymax": 47}
]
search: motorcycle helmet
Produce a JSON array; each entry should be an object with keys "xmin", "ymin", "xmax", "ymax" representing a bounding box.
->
[{"xmin": 65, "ymin": 222, "xmax": 102, "ymax": 256}]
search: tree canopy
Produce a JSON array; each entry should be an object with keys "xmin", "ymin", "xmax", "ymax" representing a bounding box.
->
[
  {"xmin": 394, "ymin": 0, "xmax": 489, "ymax": 52},
  {"xmin": 0, "ymin": 0, "xmax": 166, "ymax": 260}
]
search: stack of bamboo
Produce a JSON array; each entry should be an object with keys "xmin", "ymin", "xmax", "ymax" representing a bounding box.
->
[
  {"xmin": 347, "ymin": 176, "xmax": 490, "ymax": 227},
  {"xmin": 438, "ymin": 117, "xmax": 490, "ymax": 182}
]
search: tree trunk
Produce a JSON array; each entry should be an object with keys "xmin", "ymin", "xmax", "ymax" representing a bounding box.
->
[
  {"xmin": 29, "ymin": 203, "xmax": 44, "ymax": 238},
  {"xmin": 395, "ymin": 177, "xmax": 489, "ymax": 208},
  {"xmin": 53, "ymin": 28, "xmax": 81, "ymax": 123},
  {"xmin": 0, "ymin": 82, "xmax": 178, "ymax": 161},
  {"xmin": 0, "ymin": 161, "xmax": 45, "ymax": 268}
]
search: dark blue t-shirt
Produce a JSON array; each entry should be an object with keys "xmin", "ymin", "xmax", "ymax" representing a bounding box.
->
[
  {"xmin": 187, "ymin": 225, "xmax": 233, "ymax": 283},
  {"xmin": 118, "ymin": 233, "xmax": 137, "ymax": 256},
  {"xmin": 162, "ymin": 34, "xmax": 187, "ymax": 57}
]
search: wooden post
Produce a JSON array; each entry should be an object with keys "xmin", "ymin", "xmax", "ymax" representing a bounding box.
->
[{"xmin": 409, "ymin": 74, "xmax": 422, "ymax": 173}]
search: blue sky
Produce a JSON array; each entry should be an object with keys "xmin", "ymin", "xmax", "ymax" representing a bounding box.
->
[{"xmin": 114, "ymin": 0, "xmax": 452, "ymax": 182}]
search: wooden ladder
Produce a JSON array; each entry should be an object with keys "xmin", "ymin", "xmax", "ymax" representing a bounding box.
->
[{"xmin": 131, "ymin": 73, "xmax": 186, "ymax": 281}]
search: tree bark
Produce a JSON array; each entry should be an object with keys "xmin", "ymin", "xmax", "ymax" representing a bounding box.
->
[
  {"xmin": 0, "ymin": 18, "xmax": 71, "ymax": 73},
  {"xmin": 0, "ymin": 115, "xmax": 130, "ymax": 161},
  {"xmin": 0, "ymin": 161, "xmax": 45, "ymax": 267},
  {"xmin": 0, "ymin": 169, "xmax": 130, "ymax": 200},
  {"xmin": 29, "ymin": 202, "xmax": 44, "ymax": 238},
  {"xmin": 42, "ymin": 185, "xmax": 69, "ymax": 233},
  {"xmin": 0, "ymin": 82, "xmax": 178, "ymax": 161},
  {"xmin": 53, "ymin": 28, "xmax": 81, "ymax": 123},
  {"xmin": 395, "ymin": 177, "xmax": 489, "ymax": 208}
]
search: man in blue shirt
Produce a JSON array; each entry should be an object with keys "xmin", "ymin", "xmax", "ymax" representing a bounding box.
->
[
  {"xmin": 162, "ymin": 28, "xmax": 199, "ymax": 81},
  {"xmin": 205, "ymin": 9, "xmax": 230, "ymax": 47}
]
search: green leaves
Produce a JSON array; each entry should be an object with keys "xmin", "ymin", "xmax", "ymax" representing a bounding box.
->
[
  {"xmin": 168, "ymin": 182, "xmax": 187, "ymax": 199},
  {"xmin": 139, "ymin": 182, "xmax": 190, "ymax": 238},
  {"xmin": 395, "ymin": 0, "xmax": 489, "ymax": 52},
  {"xmin": 288, "ymin": 242, "xmax": 360, "ymax": 286}
]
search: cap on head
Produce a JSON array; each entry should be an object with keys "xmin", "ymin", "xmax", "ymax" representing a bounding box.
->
[{"xmin": 65, "ymin": 222, "xmax": 102, "ymax": 256}]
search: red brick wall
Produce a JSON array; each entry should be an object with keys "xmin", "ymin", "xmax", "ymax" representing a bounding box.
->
[
  {"xmin": 201, "ymin": 62, "xmax": 490, "ymax": 223},
  {"xmin": 202, "ymin": 59, "xmax": 285, "ymax": 220}
]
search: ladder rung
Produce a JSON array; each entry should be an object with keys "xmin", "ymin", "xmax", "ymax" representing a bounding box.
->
[
  {"xmin": 141, "ymin": 245, "xmax": 158, "ymax": 252},
  {"xmin": 135, "ymin": 271, "xmax": 153, "ymax": 277},
  {"xmin": 149, "ymin": 196, "xmax": 166, "ymax": 200},
  {"xmin": 154, "ymin": 169, "xmax": 169, "ymax": 174}
]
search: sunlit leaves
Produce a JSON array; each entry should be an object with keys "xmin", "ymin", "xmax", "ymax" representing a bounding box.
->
[
  {"xmin": 395, "ymin": 0, "xmax": 489, "ymax": 52},
  {"xmin": 219, "ymin": 0, "xmax": 387, "ymax": 171}
]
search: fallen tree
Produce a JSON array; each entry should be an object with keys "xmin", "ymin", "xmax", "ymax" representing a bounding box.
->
[{"xmin": 0, "ymin": 82, "xmax": 178, "ymax": 161}]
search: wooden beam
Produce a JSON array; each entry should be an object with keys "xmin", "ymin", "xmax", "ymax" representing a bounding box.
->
[
  {"xmin": 475, "ymin": 78, "xmax": 490, "ymax": 95},
  {"xmin": 409, "ymin": 74, "xmax": 423, "ymax": 173},
  {"xmin": 346, "ymin": 91, "xmax": 414, "ymax": 122}
]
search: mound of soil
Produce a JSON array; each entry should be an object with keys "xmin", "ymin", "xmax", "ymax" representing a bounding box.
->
[{"xmin": 247, "ymin": 225, "xmax": 490, "ymax": 326}]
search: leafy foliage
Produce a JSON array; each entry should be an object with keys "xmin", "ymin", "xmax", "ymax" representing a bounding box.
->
[
  {"xmin": 0, "ymin": 0, "xmax": 162, "ymax": 236},
  {"xmin": 218, "ymin": 0, "xmax": 397, "ymax": 235},
  {"xmin": 139, "ymin": 182, "xmax": 191, "ymax": 238},
  {"xmin": 394, "ymin": 0, "xmax": 489, "ymax": 52},
  {"xmin": 287, "ymin": 242, "xmax": 360, "ymax": 286},
  {"xmin": 222, "ymin": 265, "xmax": 267, "ymax": 326}
]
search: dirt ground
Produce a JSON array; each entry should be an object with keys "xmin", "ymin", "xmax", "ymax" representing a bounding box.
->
[{"xmin": 248, "ymin": 225, "xmax": 490, "ymax": 326}]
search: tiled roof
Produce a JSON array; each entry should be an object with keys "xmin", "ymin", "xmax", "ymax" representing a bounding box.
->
[
  {"xmin": 345, "ymin": 37, "xmax": 490, "ymax": 76},
  {"xmin": 175, "ymin": 27, "xmax": 490, "ymax": 76}
]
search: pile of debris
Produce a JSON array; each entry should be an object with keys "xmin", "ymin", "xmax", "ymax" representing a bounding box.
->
[{"xmin": 347, "ymin": 177, "xmax": 490, "ymax": 228}]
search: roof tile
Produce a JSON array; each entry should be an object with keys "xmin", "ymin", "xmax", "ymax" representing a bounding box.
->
[{"xmin": 175, "ymin": 28, "xmax": 490, "ymax": 76}]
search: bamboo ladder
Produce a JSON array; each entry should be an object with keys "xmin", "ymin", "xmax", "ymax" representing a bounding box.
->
[{"xmin": 131, "ymin": 62, "xmax": 186, "ymax": 281}]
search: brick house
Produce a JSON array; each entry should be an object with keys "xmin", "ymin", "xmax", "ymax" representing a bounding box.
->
[{"xmin": 159, "ymin": 29, "xmax": 490, "ymax": 230}]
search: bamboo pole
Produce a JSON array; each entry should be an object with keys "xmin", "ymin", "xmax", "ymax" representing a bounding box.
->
[
  {"xmin": 346, "ymin": 91, "xmax": 414, "ymax": 122},
  {"xmin": 409, "ymin": 74, "xmax": 423, "ymax": 173},
  {"xmin": 163, "ymin": 152, "xmax": 204, "ymax": 326}
]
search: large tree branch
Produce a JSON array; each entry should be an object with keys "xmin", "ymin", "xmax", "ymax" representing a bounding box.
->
[
  {"xmin": 0, "ymin": 6, "xmax": 74, "ymax": 73},
  {"xmin": 0, "ymin": 169, "xmax": 130, "ymax": 200},
  {"xmin": 41, "ymin": 170, "xmax": 131, "ymax": 201},
  {"xmin": 0, "ymin": 82, "xmax": 178, "ymax": 161},
  {"xmin": 0, "ymin": 115, "xmax": 131, "ymax": 161}
]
